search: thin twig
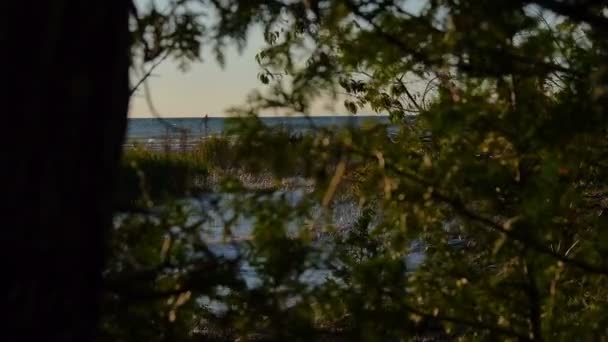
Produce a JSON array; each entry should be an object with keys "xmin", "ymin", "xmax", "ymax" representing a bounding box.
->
[
  {"xmin": 345, "ymin": 144, "xmax": 608, "ymax": 276},
  {"xmin": 130, "ymin": 51, "xmax": 171, "ymax": 96}
]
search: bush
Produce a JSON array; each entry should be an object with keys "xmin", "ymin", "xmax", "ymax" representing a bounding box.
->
[{"xmin": 115, "ymin": 147, "xmax": 209, "ymax": 208}]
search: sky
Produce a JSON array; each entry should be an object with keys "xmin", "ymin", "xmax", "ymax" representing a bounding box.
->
[
  {"xmin": 129, "ymin": 0, "xmax": 428, "ymax": 118},
  {"xmin": 128, "ymin": 26, "xmax": 351, "ymax": 118}
]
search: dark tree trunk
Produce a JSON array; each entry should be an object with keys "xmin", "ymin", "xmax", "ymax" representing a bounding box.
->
[{"xmin": 2, "ymin": 1, "xmax": 130, "ymax": 340}]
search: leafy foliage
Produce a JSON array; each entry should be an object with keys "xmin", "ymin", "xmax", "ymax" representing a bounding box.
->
[{"xmin": 106, "ymin": 0, "xmax": 608, "ymax": 340}]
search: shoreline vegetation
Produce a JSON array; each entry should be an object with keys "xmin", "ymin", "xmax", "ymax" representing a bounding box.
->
[
  {"xmin": 119, "ymin": 127, "xmax": 376, "ymax": 203},
  {"xmin": 113, "ymin": 129, "xmax": 452, "ymax": 341},
  {"xmin": 120, "ymin": 134, "xmax": 313, "ymax": 199}
]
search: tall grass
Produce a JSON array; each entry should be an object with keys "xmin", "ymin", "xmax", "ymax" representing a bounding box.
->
[
  {"xmin": 193, "ymin": 136, "xmax": 238, "ymax": 171},
  {"xmin": 115, "ymin": 146, "xmax": 209, "ymax": 208},
  {"xmin": 117, "ymin": 127, "xmax": 370, "ymax": 207}
]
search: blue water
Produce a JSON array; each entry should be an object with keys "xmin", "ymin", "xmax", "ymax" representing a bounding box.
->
[
  {"xmin": 127, "ymin": 115, "xmax": 391, "ymax": 140},
  {"xmin": 122, "ymin": 191, "xmax": 427, "ymax": 312},
  {"xmin": 120, "ymin": 115, "xmax": 429, "ymax": 303}
]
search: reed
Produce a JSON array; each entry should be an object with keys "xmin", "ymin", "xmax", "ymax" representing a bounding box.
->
[{"xmin": 115, "ymin": 146, "xmax": 209, "ymax": 207}]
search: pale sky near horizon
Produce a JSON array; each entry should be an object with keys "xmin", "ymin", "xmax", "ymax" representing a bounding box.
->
[
  {"xmin": 128, "ymin": 26, "xmax": 353, "ymax": 118},
  {"xmin": 129, "ymin": 0, "xmax": 428, "ymax": 118}
]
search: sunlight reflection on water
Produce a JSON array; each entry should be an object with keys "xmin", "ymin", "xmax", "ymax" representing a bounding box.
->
[{"xmin": 114, "ymin": 189, "xmax": 427, "ymax": 294}]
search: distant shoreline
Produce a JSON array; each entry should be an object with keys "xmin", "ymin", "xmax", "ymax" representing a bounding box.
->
[
  {"xmin": 126, "ymin": 115, "xmax": 394, "ymax": 144},
  {"xmin": 127, "ymin": 114, "xmax": 389, "ymax": 119}
]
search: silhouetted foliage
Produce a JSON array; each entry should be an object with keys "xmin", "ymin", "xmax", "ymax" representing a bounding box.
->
[
  {"xmin": 16, "ymin": 0, "xmax": 608, "ymax": 340},
  {"xmin": 106, "ymin": 0, "xmax": 608, "ymax": 340}
]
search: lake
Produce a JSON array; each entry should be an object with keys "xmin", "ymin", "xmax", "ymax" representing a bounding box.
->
[
  {"xmin": 127, "ymin": 115, "xmax": 392, "ymax": 141},
  {"xmin": 119, "ymin": 115, "xmax": 428, "ymax": 303}
]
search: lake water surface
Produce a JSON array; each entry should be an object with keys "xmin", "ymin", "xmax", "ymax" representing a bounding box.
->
[
  {"xmin": 127, "ymin": 115, "xmax": 392, "ymax": 141},
  {"xmin": 120, "ymin": 116, "xmax": 426, "ymax": 308}
]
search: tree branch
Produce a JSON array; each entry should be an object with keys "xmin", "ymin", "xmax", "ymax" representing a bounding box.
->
[
  {"xmin": 345, "ymin": 145, "xmax": 608, "ymax": 276},
  {"xmin": 343, "ymin": 0, "xmax": 579, "ymax": 78},
  {"xmin": 130, "ymin": 51, "xmax": 171, "ymax": 96},
  {"xmin": 527, "ymin": 0, "xmax": 608, "ymax": 30}
]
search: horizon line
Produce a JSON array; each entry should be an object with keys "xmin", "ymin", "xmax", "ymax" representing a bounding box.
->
[{"xmin": 128, "ymin": 113, "xmax": 389, "ymax": 119}]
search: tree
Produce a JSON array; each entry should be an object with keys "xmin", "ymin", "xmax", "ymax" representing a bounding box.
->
[
  {"xmin": 233, "ymin": 1, "xmax": 608, "ymax": 339},
  {"xmin": 3, "ymin": 1, "xmax": 130, "ymax": 340},
  {"xmin": 107, "ymin": 0, "xmax": 608, "ymax": 340},
  {"xmin": 5, "ymin": 0, "xmax": 608, "ymax": 340},
  {"xmin": 2, "ymin": 0, "xmax": 277, "ymax": 338},
  {"xmin": 0, "ymin": 1, "xmax": 294, "ymax": 339}
]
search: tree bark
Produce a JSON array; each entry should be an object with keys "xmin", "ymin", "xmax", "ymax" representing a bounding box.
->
[{"xmin": 2, "ymin": 1, "xmax": 130, "ymax": 340}]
